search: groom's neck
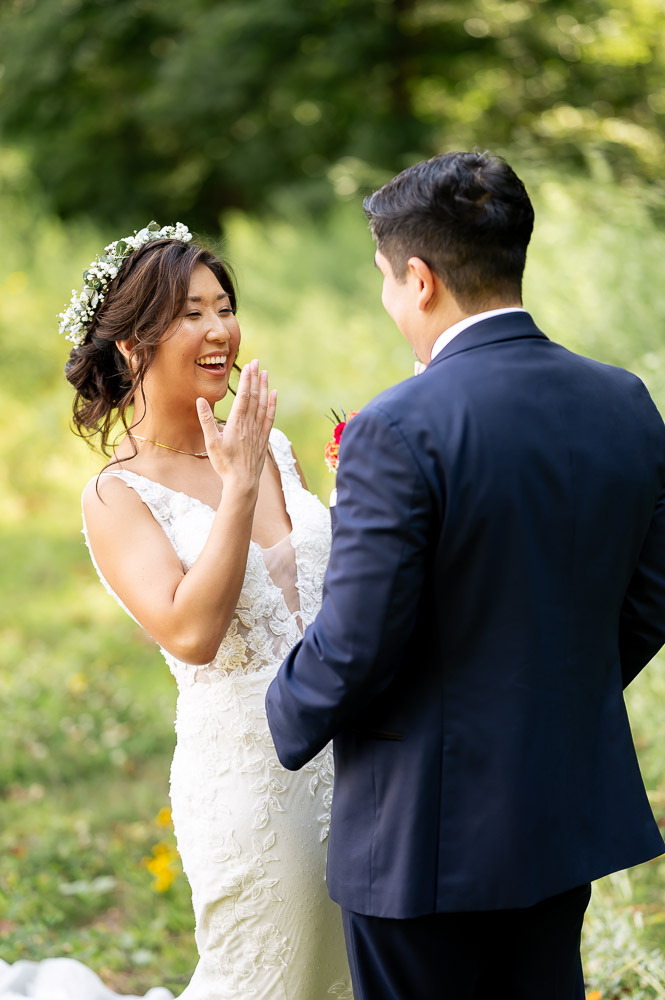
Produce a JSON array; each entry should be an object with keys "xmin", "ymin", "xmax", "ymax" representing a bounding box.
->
[{"xmin": 421, "ymin": 293, "xmax": 523, "ymax": 361}]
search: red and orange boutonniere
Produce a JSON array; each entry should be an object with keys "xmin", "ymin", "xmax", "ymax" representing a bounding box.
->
[{"xmin": 324, "ymin": 409, "xmax": 359, "ymax": 473}]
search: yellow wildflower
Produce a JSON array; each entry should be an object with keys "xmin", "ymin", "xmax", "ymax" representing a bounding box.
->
[
  {"xmin": 142, "ymin": 841, "xmax": 180, "ymax": 893},
  {"xmin": 153, "ymin": 868, "xmax": 176, "ymax": 892},
  {"xmin": 155, "ymin": 807, "xmax": 173, "ymax": 828}
]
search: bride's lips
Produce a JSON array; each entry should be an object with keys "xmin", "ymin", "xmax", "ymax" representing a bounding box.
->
[{"xmin": 195, "ymin": 353, "xmax": 230, "ymax": 376}]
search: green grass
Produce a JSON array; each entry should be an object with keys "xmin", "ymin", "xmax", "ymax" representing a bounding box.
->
[
  {"xmin": 1, "ymin": 152, "xmax": 665, "ymax": 996},
  {"xmin": 0, "ymin": 527, "xmax": 193, "ymax": 993}
]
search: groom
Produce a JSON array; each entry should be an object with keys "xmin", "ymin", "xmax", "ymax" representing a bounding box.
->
[{"xmin": 265, "ymin": 152, "xmax": 665, "ymax": 998}]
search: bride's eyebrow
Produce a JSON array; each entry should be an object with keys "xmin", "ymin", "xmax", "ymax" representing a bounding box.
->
[{"xmin": 187, "ymin": 293, "xmax": 229, "ymax": 302}]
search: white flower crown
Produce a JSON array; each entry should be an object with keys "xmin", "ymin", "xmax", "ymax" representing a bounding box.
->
[{"xmin": 58, "ymin": 221, "xmax": 192, "ymax": 347}]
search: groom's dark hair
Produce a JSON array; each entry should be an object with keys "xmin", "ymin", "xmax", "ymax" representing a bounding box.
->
[{"xmin": 363, "ymin": 151, "xmax": 534, "ymax": 311}]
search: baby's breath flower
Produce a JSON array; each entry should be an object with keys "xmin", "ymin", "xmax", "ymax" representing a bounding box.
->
[{"xmin": 58, "ymin": 221, "xmax": 192, "ymax": 347}]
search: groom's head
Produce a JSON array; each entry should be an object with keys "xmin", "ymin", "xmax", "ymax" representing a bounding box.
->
[{"xmin": 363, "ymin": 152, "xmax": 534, "ymax": 338}]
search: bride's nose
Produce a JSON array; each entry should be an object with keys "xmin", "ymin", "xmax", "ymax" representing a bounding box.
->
[{"xmin": 206, "ymin": 315, "xmax": 232, "ymax": 344}]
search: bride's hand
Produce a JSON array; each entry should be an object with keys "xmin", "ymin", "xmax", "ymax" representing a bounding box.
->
[{"xmin": 196, "ymin": 359, "xmax": 277, "ymax": 493}]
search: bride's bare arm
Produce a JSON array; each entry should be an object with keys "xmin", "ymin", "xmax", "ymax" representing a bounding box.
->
[{"xmin": 83, "ymin": 362, "xmax": 277, "ymax": 664}]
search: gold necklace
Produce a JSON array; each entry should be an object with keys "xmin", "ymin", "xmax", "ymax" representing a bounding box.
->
[{"xmin": 132, "ymin": 434, "xmax": 208, "ymax": 458}]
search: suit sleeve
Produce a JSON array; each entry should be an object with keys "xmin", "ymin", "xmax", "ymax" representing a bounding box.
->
[
  {"xmin": 619, "ymin": 483, "xmax": 665, "ymax": 687},
  {"xmin": 265, "ymin": 406, "xmax": 432, "ymax": 770}
]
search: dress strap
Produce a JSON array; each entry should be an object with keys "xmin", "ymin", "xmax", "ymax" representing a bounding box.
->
[
  {"xmin": 95, "ymin": 468, "xmax": 178, "ymax": 527},
  {"xmin": 269, "ymin": 428, "xmax": 301, "ymax": 487}
]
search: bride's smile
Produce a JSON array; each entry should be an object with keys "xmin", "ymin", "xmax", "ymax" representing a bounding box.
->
[{"xmin": 195, "ymin": 352, "xmax": 230, "ymax": 374}]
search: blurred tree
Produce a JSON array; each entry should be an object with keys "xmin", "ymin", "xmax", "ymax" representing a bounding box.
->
[{"xmin": 0, "ymin": 0, "xmax": 663, "ymax": 230}]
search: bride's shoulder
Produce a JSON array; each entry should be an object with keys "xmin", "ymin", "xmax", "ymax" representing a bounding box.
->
[{"xmin": 81, "ymin": 467, "xmax": 147, "ymax": 522}]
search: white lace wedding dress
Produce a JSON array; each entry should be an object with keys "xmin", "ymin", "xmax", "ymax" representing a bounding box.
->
[{"xmin": 0, "ymin": 429, "xmax": 352, "ymax": 1000}]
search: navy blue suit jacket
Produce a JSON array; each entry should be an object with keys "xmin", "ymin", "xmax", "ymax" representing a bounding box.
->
[{"xmin": 266, "ymin": 312, "xmax": 665, "ymax": 917}]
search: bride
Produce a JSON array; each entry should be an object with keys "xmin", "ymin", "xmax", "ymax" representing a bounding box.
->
[{"xmin": 0, "ymin": 224, "xmax": 352, "ymax": 999}]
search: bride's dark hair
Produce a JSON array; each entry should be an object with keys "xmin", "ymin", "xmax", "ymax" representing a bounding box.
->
[{"xmin": 65, "ymin": 238, "xmax": 238, "ymax": 455}]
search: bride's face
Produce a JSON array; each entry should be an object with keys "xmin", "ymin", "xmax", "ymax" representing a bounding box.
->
[{"xmin": 148, "ymin": 263, "xmax": 241, "ymax": 407}]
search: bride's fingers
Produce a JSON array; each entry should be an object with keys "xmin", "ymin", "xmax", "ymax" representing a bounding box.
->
[
  {"xmin": 256, "ymin": 370, "xmax": 269, "ymax": 426},
  {"xmin": 262, "ymin": 389, "xmax": 278, "ymax": 438},
  {"xmin": 245, "ymin": 359, "xmax": 260, "ymax": 423},
  {"xmin": 230, "ymin": 364, "xmax": 251, "ymax": 422},
  {"xmin": 196, "ymin": 397, "xmax": 223, "ymax": 459}
]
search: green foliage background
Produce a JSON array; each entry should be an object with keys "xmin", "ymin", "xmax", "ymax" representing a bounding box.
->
[
  {"xmin": 1, "ymin": 0, "xmax": 664, "ymax": 228},
  {"xmin": 1, "ymin": 0, "xmax": 665, "ymax": 995}
]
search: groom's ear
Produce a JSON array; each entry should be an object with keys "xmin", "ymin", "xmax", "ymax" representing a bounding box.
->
[{"xmin": 407, "ymin": 257, "xmax": 437, "ymax": 312}]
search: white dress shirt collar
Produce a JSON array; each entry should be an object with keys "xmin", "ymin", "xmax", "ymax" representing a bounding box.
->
[{"xmin": 429, "ymin": 307, "xmax": 526, "ymax": 362}]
